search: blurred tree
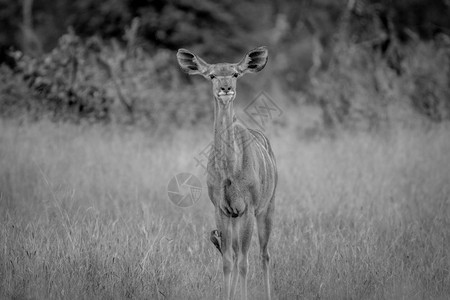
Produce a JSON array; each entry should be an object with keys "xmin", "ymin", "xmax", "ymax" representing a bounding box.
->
[
  {"xmin": 0, "ymin": 0, "xmax": 21, "ymax": 47},
  {"xmin": 130, "ymin": 0, "xmax": 273, "ymax": 60},
  {"xmin": 68, "ymin": 0, "xmax": 132, "ymax": 38},
  {"xmin": 0, "ymin": 0, "xmax": 448, "ymax": 57},
  {"xmin": 21, "ymin": 0, "xmax": 43, "ymax": 56}
]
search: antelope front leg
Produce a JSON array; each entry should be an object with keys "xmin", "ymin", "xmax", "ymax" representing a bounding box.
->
[
  {"xmin": 216, "ymin": 209, "xmax": 233, "ymax": 300},
  {"xmin": 257, "ymin": 200, "xmax": 275, "ymax": 300},
  {"xmin": 238, "ymin": 210, "xmax": 254, "ymax": 300},
  {"xmin": 230, "ymin": 234, "xmax": 240, "ymax": 299}
]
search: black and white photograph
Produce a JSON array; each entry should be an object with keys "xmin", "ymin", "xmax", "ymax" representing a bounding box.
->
[{"xmin": 0, "ymin": 0, "xmax": 449, "ymax": 299}]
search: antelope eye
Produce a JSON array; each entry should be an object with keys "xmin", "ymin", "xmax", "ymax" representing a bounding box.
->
[
  {"xmin": 233, "ymin": 73, "xmax": 239, "ymax": 78},
  {"xmin": 209, "ymin": 74, "xmax": 216, "ymax": 79}
]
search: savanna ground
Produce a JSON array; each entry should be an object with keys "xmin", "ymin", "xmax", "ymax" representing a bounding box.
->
[{"xmin": 1, "ymin": 117, "xmax": 449, "ymax": 299}]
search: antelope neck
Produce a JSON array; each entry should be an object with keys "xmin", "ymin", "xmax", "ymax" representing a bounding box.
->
[{"xmin": 213, "ymin": 98, "xmax": 238, "ymax": 178}]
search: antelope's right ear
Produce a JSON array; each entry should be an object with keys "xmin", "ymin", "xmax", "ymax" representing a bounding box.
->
[
  {"xmin": 237, "ymin": 46, "xmax": 268, "ymax": 74},
  {"xmin": 176, "ymin": 49, "xmax": 210, "ymax": 76}
]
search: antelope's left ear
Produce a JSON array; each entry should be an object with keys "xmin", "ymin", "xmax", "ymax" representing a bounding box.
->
[
  {"xmin": 176, "ymin": 48, "xmax": 210, "ymax": 76},
  {"xmin": 237, "ymin": 46, "xmax": 268, "ymax": 74}
]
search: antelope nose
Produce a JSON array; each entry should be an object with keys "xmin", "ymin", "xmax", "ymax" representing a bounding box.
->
[{"xmin": 221, "ymin": 87, "xmax": 232, "ymax": 92}]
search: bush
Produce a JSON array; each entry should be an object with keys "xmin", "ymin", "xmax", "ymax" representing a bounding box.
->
[
  {"xmin": 0, "ymin": 65, "xmax": 33, "ymax": 120},
  {"xmin": 3, "ymin": 32, "xmax": 113, "ymax": 123},
  {"xmin": 308, "ymin": 37, "xmax": 450, "ymax": 132},
  {"xmin": 0, "ymin": 31, "xmax": 213, "ymax": 128},
  {"xmin": 1, "ymin": 28, "xmax": 449, "ymax": 134},
  {"xmin": 402, "ymin": 39, "xmax": 450, "ymax": 122}
]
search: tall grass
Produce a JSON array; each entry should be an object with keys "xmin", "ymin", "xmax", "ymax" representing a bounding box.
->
[{"xmin": 1, "ymin": 119, "xmax": 449, "ymax": 299}]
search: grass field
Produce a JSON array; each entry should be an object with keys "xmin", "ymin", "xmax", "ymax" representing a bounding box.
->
[{"xmin": 1, "ymin": 119, "xmax": 449, "ymax": 299}]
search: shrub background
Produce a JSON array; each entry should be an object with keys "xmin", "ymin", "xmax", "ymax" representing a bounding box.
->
[{"xmin": 1, "ymin": 0, "xmax": 449, "ymax": 131}]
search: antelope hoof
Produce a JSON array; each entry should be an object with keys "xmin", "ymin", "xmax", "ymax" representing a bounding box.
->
[{"xmin": 210, "ymin": 230, "xmax": 222, "ymax": 255}]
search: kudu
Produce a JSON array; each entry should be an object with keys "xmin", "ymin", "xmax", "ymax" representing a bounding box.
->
[{"xmin": 177, "ymin": 46, "xmax": 277, "ymax": 300}]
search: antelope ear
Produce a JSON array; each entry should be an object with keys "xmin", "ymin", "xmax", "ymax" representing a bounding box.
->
[
  {"xmin": 176, "ymin": 48, "xmax": 210, "ymax": 76},
  {"xmin": 237, "ymin": 46, "xmax": 268, "ymax": 74}
]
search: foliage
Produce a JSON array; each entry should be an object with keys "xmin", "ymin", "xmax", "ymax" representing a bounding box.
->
[
  {"xmin": 1, "ymin": 0, "xmax": 447, "ymax": 55},
  {"xmin": 306, "ymin": 37, "xmax": 450, "ymax": 132},
  {"xmin": 0, "ymin": 0, "xmax": 21, "ymax": 46},
  {"xmin": 0, "ymin": 66, "xmax": 32, "ymax": 120},
  {"xmin": 0, "ymin": 31, "xmax": 213, "ymax": 127},
  {"xmin": 3, "ymin": 33, "xmax": 112, "ymax": 123},
  {"xmin": 0, "ymin": 0, "xmax": 450, "ymax": 132},
  {"xmin": 403, "ymin": 39, "xmax": 450, "ymax": 122}
]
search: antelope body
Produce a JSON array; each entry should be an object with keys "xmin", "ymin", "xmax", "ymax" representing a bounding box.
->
[{"xmin": 177, "ymin": 46, "xmax": 277, "ymax": 300}]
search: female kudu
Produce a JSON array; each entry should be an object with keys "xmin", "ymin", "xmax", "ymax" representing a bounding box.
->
[{"xmin": 177, "ymin": 46, "xmax": 277, "ymax": 300}]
